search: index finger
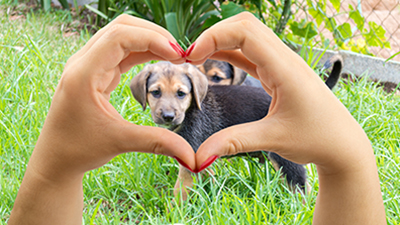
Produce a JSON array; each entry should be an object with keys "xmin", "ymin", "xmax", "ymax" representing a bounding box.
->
[
  {"xmin": 65, "ymin": 25, "xmax": 183, "ymax": 92},
  {"xmin": 186, "ymin": 12, "xmax": 315, "ymax": 90},
  {"xmin": 66, "ymin": 15, "xmax": 178, "ymax": 67}
]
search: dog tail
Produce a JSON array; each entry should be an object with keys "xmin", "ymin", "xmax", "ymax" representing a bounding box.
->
[{"xmin": 323, "ymin": 54, "xmax": 343, "ymax": 90}]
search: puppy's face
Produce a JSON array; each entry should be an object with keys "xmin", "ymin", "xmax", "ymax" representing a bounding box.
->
[
  {"xmin": 130, "ymin": 62, "xmax": 208, "ymax": 128},
  {"xmin": 197, "ymin": 60, "xmax": 233, "ymax": 85},
  {"xmin": 146, "ymin": 70, "xmax": 192, "ymax": 126},
  {"xmin": 197, "ymin": 59, "xmax": 247, "ymax": 86}
]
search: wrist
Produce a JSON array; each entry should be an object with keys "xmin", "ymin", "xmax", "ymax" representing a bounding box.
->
[{"xmin": 9, "ymin": 160, "xmax": 84, "ymax": 225}]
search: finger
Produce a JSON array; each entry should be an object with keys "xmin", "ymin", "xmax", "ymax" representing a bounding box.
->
[
  {"xmin": 186, "ymin": 12, "xmax": 268, "ymax": 64},
  {"xmin": 119, "ymin": 52, "xmax": 164, "ymax": 74},
  {"xmin": 119, "ymin": 51, "xmax": 184, "ymax": 74},
  {"xmin": 186, "ymin": 12, "xmax": 314, "ymax": 89},
  {"xmin": 113, "ymin": 121, "xmax": 196, "ymax": 171},
  {"xmin": 86, "ymin": 25, "xmax": 182, "ymax": 72},
  {"xmin": 66, "ymin": 15, "xmax": 178, "ymax": 68},
  {"xmin": 195, "ymin": 118, "xmax": 292, "ymax": 172}
]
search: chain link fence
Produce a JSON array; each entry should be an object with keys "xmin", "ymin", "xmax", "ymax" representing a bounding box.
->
[{"xmin": 292, "ymin": 0, "xmax": 400, "ymax": 61}]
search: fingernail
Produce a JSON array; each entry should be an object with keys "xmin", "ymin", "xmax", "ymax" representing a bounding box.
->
[
  {"xmin": 176, "ymin": 44, "xmax": 186, "ymax": 58},
  {"xmin": 197, "ymin": 155, "xmax": 218, "ymax": 173},
  {"xmin": 185, "ymin": 42, "xmax": 196, "ymax": 57},
  {"xmin": 173, "ymin": 156, "xmax": 195, "ymax": 173},
  {"xmin": 169, "ymin": 41, "xmax": 186, "ymax": 58},
  {"xmin": 185, "ymin": 59, "xmax": 192, "ymax": 63}
]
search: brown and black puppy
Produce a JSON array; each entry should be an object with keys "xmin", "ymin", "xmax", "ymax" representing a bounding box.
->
[
  {"xmin": 197, "ymin": 59, "xmax": 263, "ymax": 87},
  {"xmin": 130, "ymin": 60, "xmax": 343, "ymax": 201},
  {"xmin": 198, "ymin": 57, "xmax": 343, "ymax": 89}
]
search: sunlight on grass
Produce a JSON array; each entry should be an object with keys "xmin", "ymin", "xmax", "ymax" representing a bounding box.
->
[{"xmin": 1, "ymin": 7, "xmax": 399, "ymax": 225}]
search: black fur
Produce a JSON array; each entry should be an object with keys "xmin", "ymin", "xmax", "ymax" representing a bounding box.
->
[{"xmin": 173, "ymin": 85, "xmax": 307, "ymax": 191}]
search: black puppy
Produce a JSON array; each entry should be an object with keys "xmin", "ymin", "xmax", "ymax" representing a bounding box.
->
[
  {"xmin": 198, "ymin": 56, "xmax": 343, "ymax": 88},
  {"xmin": 130, "ymin": 58, "xmax": 342, "ymax": 200}
]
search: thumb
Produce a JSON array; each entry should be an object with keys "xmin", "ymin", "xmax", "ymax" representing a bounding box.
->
[
  {"xmin": 113, "ymin": 121, "xmax": 196, "ymax": 172},
  {"xmin": 195, "ymin": 118, "xmax": 286, "ymax": 173}
]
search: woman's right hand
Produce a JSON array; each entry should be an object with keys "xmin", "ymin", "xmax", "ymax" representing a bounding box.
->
[{"xmin": 186, "ymin": 12, "xmax": 386, "ymax": 224}]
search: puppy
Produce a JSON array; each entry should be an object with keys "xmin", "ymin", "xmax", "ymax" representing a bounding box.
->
[
  {"xmin": 130, "ymin": 59, "xmax": 342, "ymax": 201},
  {"xmin": 198, "ymin": 57, "xmax": 343, "ymax": 88},
  {"xmin": 197, "ymin": 59, "xmax": 263, "ymax": 87}
]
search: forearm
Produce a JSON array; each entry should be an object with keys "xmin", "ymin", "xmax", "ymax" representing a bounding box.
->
[
  {"xmin": 313, "ymin": 150, "xmax": 386, "ymax": 225},
  {"xmin": 9, "ymin": 160, "xmax": 84, "ymax": 225}
]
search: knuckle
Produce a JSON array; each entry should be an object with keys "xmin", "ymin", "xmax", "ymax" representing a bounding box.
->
[
  {"xmin": 114, "ymin": 14, "xmax": 131, "ymax": 23},
  {"xmin": 104, "ymin": 24, "xmax": 123, "ymax": 39},
  {"xmin": 237, "ymin": 11, "xmax": 256, "ymax": 20},
  {"xmin": 152, "ymin": 141, "xmax": 165, "ymax": 155},
  {"xmin": 238, "ymin": 19, "xmax": 256, "ymax": 30},
  {"xmin": 226, "ymin": 138, "xmax": 243, "ymax": 156}
]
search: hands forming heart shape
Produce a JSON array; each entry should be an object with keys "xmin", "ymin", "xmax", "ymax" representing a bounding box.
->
[
  {"xmin": 32, "ymin": 12, "xmax": 373, "ymax": 177},
  {"xmin": 9, "ymin": 12, "xmax": 386, "ymax": 225}
]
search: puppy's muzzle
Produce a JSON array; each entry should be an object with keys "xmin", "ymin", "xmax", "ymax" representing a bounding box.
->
[{"xmin": 162, "ymin": 110, "xmax": 175, "ymax": 123}]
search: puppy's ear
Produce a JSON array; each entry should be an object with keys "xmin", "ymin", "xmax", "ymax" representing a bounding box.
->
[
  {"xmin": 231, "ymin": 66, "xmax": 248, "ymax": 85},
  {"xmin": 130, "ymin": 64, "xmax": 153, "ymax": 111},
  {"xmin": 184, "ymin": 64, "xmax": 208, "ymax": 110}
]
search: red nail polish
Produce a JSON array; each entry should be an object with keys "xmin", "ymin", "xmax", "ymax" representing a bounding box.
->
[
  {"xmin": 176, "ymin": 44, "xmax": 186, "ymax": 58},
  {"xmin": 185, "ymin": 59, "xmax": 192, "ymax": 63},
  {"xmin": 173, "ymin": 156, "xmax": 195, "ymax": 173},
  {"xmin": 169, "ymin": 41, "xmax": 185, "ymax": 58},
  {"xmin": 197, "ymin": 155, "xmax": 218, "ymax": 173},
  {"xmin": 185, "ymin": 42, "xmax": 196, "ymax": 57}
]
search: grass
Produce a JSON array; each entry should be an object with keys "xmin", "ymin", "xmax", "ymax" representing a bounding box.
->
[{"xmin": 1, "ymin": 6, "xmax": 399, "ymax": 225}]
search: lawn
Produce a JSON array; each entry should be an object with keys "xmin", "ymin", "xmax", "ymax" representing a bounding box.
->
[{"xmin": 1, "ymin": 7, "xmax": 399, "ymax": 225}]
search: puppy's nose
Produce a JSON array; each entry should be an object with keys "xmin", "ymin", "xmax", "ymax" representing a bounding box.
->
[{"xmin": 162, "ymin": 111, "xmax": 175, "ymax": 123}]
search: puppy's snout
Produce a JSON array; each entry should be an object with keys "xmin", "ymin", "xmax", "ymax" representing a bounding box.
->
[{"xmin": 162, "ymin": 111, "xmax": 175, "ymax": 123}]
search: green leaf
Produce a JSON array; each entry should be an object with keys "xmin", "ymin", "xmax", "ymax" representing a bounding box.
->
[
  {"xmin": 329, "ymin": 0, "xmax": 340, "ymax": 12},
  {"xmin": 337, "ymin": 22, "xmax": 352, "ymax": 40},
  {"xmin": 368, "ymin": 21, "xmax": 386, "ymax": 39},
  {"xmin": 58, "ymin": 0, "xmax": 70, "ymax": 10},
  {"xmin": 290, "ymin": 21, "xmax": 318, "ymax": 39},
  {"xmin": 220, "ymin": 2, "xmax": 246, "ymax": 19},
  {"xmin": 203, "ymin": 14, "xmax": 221, "ymax": 30},
  {"xmin": 349, "ymin": 5, "xmax": 365, "ymax": 31},
  {"xmin": 165, "ymin": 12, "xmax": 182, "ymax": 42},
  {"xmin": 308, "ymin": 7, "xmax": 323, "ymax": 27},
  {"xmin": 43, "ymin": 0, "xmax": 51, "ymax": 11},
  {"xmin": 89, "ymin": 199, "xmax": 103, "ymax": 225},
  {"xmin": 124, "ymin": 10, "xmax": 149, "ymax": 20},
  {"xmin": 85, "ymin": 4, "xmax": 109, "ymax": 20},
  {"xmin": 384, "ymin": 41, "xmax": 391, "ymax": 49},
  {"xmin": 324, "ymin": 17, "xmax": 337, "ymax": 33}
]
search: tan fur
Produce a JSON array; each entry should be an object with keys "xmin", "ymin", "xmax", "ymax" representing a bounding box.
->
[
  {"xmin": 204, "ymin": 68, "xmax": 232, "ymax": 85},
  {"xmin": 146, "ymin": 73, "xmax": 192, "ymax": 125},
  {"xmin": 130, "ymin": 62, "xmax": 208, "ymax": 126},
  {"xmin": 197, "ymin": 65, "xmax": 205, "ymax": 74},
  {"xmin": 197, "ymin": 59, "xmax": 247, "ymax": 86}
]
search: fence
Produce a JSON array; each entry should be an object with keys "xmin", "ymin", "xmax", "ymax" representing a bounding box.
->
[{"xmin": 292, "ymin": 0, "xmax": 400, "ymax": 61}]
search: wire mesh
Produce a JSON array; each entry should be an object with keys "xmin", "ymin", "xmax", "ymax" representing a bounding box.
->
[{"xmin": 292, "ymin": 0, "xmax": 400, "ymax": 61}]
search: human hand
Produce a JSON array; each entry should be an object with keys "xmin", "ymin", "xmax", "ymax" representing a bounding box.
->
[
  {"xmin": 186, "ymin": 12, "xmax": 373, "ymax": 175},
  {"xmin": 186, "ymin": 12, "xmax": 385, "ymax": 224},
  {"xmin": 9, "ymin": 15, "xmax": 196, "ymax": 224},
  {"xmin": 30, "ymin": 15, "xmax": 197, "ymax": 181}
]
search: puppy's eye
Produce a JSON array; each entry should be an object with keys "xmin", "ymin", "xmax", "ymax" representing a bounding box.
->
[
  {"xmin": 177, "ymin": 91, "xmax": 186, "ymax": 98},
  {"xmin": 211, "ymin": 75, "xmax": 223, "ymax": 83},
  {"xmin": 150, "ymin": 90, "xmax": 161, "ymax": 98}
]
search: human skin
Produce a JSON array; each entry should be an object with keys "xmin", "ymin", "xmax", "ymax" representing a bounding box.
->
[
  {"xmin": 8, "ymin": 15, "xmax": 196, "ymax": 225},
  {"xmin": 9, "ymin": 13, "xmax": 386, "ymax": 225},
  {"xmin": 186, "ymin": 12, "xmax": 387, "ymax": 225}
]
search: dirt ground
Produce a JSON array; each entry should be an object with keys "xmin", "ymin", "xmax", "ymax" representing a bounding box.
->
[{"xmin": 296, "ymin": 0, "xmax": 400, "ymax": 61}]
